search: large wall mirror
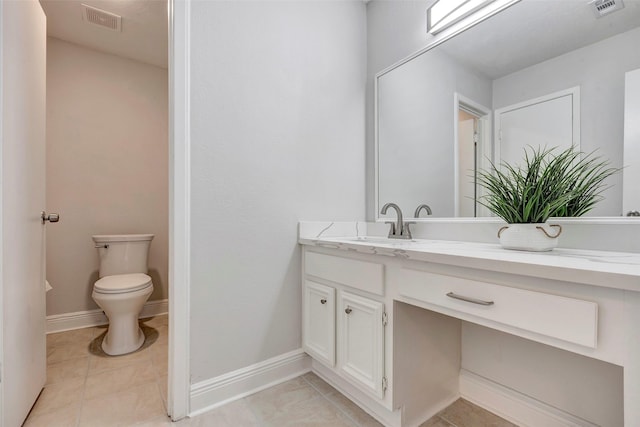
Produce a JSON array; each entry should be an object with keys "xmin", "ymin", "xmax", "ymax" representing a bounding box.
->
[{"xmin": 376, "ymin": 0, "xmax": 640, "ymax": 220}]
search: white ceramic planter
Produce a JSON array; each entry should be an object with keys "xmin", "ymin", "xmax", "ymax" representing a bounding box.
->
[{"xmin": 497, "ymin": 223, "xmax": 562, "ymax": 252}]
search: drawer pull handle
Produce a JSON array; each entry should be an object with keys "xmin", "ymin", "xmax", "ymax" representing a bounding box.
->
[
  {"xmin": 345, "ymin": 307, "xmax": 353, "ymax": 314},
  {"xmin": 320, "ymin": 299, "xmax": 327, "ymax": 304},
  {"xmin": 446, "ymin": 292, "xmax": 494, "ymax": 306}
]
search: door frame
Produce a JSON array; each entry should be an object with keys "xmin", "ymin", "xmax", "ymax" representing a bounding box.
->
[
  {"xmin": 0, "ymin": 0, "xmax": 193, "ymax": 422},
  {"xmin": 623, "ymin": 69, "xmax": 640, "ymax": 216},
  {"xmin": 453, "ymin": 92, "xmax": 491, "ymax": 217},
  {"xmin": 0, "ymin": 0, "xmax": 5, "ymax": 421},
  {"xmin": 168, "ymin": 0, "xmax": 191, "ymax": 421}
]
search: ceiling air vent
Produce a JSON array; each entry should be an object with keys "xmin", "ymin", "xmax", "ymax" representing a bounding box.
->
[
  {"xmin": 81, "ymin": 4, "xmax": 122, "ymax": 32},
  {"xmin": 590, "ymin": 0, "xmax": 625, "ymax": 18}
]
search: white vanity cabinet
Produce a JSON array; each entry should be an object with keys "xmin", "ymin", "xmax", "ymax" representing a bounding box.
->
[
  {"xmin": 299, "ymin": 226, "xmax": 640, "ymax": 427},
  {"xmin": 302, "ymin": 250, "xmax": 389, "ymax": 402}
]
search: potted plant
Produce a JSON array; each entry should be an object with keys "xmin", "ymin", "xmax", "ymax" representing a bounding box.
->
[{"xmin": 477, "ymin": 146, "xmax": 618, "ymax": 251}]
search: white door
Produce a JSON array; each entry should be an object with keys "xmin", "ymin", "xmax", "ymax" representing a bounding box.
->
[
  {"xmin": 338, "ymin": 291, "xmax": 385, "ymax": 399},
  {"xmin": 0, "ymin": 1, "xmax": 48, "ymax": 426},
  {"xmin": 495, "ymin": 87, "xmax": 580, "ymax": 167},
  {"xmin": 302, "ymin": 281, "xmax": 335, "ymax": 367},
  {"xmin": 623, "ymin": 68, "xmax": 640, "ymax": 216},
  {"xmin": 457, "ymin": 117, "xmax": 476, "ymax": 217}
]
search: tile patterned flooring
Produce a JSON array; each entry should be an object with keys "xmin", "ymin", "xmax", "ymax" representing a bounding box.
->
[
  {"xmin": 24, "ymin": 316, "xmax": 169, "ymax": 427},
  {"xmin": 25, "ymin": 315, "xmax": 516, "ymax": 426}
]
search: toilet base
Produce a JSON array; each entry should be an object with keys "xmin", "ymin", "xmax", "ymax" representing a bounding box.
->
[
  {"xmin": 102, "ymin": 324, "xmax": 146, "ymax": 356},
  {"xmin": 92, "ymin": 283, "xmax": 153, "ymax": 356}
]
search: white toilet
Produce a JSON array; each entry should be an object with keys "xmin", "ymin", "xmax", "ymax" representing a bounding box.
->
[{"xmin": 92, "ymin": 234, "xmax": 154, "ymax": 356}]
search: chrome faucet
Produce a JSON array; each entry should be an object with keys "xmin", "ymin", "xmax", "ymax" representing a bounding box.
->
[
  {"xmin": 414, "ymin": 204, "xmax": 432, "ymax": 218},
  {"xmin": 380, "ymin": 202, "xmax": 412, "ymax": 239}
]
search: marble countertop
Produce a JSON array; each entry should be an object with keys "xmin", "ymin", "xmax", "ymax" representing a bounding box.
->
[{"xmin": 298, "ymin": 222, "xmax": 640, "ymax": 291}]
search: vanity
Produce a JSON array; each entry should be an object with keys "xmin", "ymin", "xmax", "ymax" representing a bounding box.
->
[
  {"xmin": 298, "ymin": 222, "xmax": 640, "ymax": 427},
  {"xmin": 319, "ymin": 0, "xmax": 640, "ymax": 424}
]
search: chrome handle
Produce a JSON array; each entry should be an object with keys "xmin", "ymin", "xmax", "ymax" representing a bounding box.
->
[
  {"xmin": 345, "ymin": 307, "xmax": 353, "ymax": 314},
  {"xmin": 446, "ymin": 292, "xmax": 494, "ymax": 306},
  {"xmin": 320, "ymin": 299, "xmax": 327, "ymax": 304},
  {"xmin": 95, "ymin": 244, "xmax": 109, "ymax": 249},
  {"xmin": 414, "ymin": 204, "xmax": 432, "ymax": 217},
  {"xmin": 41, "ymin": 211, "xmax": 60, "ymax": 223},
  {"xmin": 403, "ymin": 221, "xmax": 415, "ymax": 238}
]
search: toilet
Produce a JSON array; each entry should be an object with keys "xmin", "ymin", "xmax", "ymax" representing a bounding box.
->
[{"xmin": 92, "ymin": 234, "xmax": 154, "ymax": 356}]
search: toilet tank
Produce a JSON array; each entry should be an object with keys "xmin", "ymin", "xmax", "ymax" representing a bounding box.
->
[{"xmin": 92, "ymin": 234, "xmax": 154, "ymax": 278}]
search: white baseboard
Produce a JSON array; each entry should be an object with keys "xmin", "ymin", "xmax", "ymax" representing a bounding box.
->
[
  {"xmin": 459, "ymin": 369, "xmax": 599, "ymax": 427},
  {"xmin": 46, "ymin": 299, "xmax": 169, "ymax": 334},
  {"xmin": 189, "ymin": 349, "xmax": 311, "ymax": 417}
]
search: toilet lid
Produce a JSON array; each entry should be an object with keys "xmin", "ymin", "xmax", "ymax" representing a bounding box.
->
[{"xmin": 94, "ymin": 273, "xmax": 152, "ymax": 294}]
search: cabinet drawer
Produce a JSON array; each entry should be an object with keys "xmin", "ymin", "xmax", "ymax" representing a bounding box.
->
[
  {"xmin": 305, "ymin": 251, "xmax": 384, "ymax": 296},
  {"xmin": 398, "ymin": 269, "xmax": 598, "ymax": 348}
]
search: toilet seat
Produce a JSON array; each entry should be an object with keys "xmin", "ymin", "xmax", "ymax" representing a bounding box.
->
[{"xmin": 94, "ymin": 273, "xmax": 152, "ymax": 294}]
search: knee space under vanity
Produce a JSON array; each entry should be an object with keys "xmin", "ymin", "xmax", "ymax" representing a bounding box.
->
[{"xmin": 392, "ymin": 301, "xmax": 624, "ymax": 427}]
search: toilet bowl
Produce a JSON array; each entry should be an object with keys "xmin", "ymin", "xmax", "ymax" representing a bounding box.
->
[
  {"xmin": 92, "ymin": 273, "xmax": 153, "ymax": 355},
  {"xmin": 92, "ymin": 234, "xmax": 154, "ymax": 356}
]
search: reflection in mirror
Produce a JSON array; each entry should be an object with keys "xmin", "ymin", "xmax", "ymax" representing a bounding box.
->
[
  {"xmin": 376, "ymin": 0, "xmax": 640, "ymax": 220},
  {"xmin": 623, "ymin": 68, "xmax": 640, "ymax": 216}
]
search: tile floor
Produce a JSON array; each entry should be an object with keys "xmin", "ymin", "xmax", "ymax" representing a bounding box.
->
[
  {"xmin": 24, "ymin": 315, "xmax": 168, "ymax": 427},
  {"xmin": 25, "ymin": 315, "xmax": 516, "ymax": 427}
]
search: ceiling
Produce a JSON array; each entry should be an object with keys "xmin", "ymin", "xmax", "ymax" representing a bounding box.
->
[
  {"xmin": 39, "ymin": 0, "xmax": 168, "ymax": 69},
  {"xmin": 439, "ymin": 0, "xmax": 640, "ymax": 79}
]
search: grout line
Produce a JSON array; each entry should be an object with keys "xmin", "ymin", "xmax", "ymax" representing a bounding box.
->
[
  {"xmin": 241, "ymin": 393, "xmax": 267, "ymax": 427},
  {"xmin": 74, "ymin": 333, "xmax": 92, "ymax": 427},
  {"xmin": 437, "ymin": 415, "xmax": 460, "ymax": 427},
  {"xmin": 301, "ymin": 374, "xmax": 362, "ymax": 427},
  {"xmin": 36, "ymin": 321, "xmax": 171, "ymax": 427}
]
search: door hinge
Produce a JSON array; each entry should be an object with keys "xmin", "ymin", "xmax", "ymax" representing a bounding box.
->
[
  {"xmin": 382, "ymin": 376, "xmax": 388, "ymax": 392},
  {"xmin": 382, "ymin": 312, "xmax": 388, "ymax": 326}
]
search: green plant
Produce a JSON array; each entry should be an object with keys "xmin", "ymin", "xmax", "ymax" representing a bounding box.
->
[{"xmin": 477, "ymin": 146, "xmax": 619, "ymax": 223}]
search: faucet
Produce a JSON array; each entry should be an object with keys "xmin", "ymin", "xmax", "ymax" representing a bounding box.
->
[
  {"xmin": 380, "ymin": 202, "xmax": 412, "ymax": 239},
  {"xmin": 414, "ymin": 204, "xmax": 432, "ymax": 218}
]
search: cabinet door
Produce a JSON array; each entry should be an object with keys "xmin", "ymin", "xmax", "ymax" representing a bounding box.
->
[
  {"xmin": 338, "ymin": 291, "xmax": 385, "ymax": 399},
  {"xmin": 303, "ymin": 280, "xmax": 336, "ymax": 367}
]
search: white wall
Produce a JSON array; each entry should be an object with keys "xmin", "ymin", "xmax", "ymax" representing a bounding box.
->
[
  {"xmin": 493, "ymin": 27, "xmax": 640, "ymax": 217},
  {"xmin": 46, "ymin": 38, "xmax": 168, "ymax": 316},
  {"xmin": 189, "ymin": 1, "xmax": 366, "ymax": 382}
]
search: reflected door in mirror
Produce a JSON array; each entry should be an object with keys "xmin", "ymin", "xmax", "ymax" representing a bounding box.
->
[
  {"xmin": 624, "ymin": 68, "xmax": 640, "ymax": 216},
  {"xmin": 495, "ymin": 87, "xmax": 580, "ymax": 168}
]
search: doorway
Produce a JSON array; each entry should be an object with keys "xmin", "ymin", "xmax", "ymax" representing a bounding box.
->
[
  {"xmin": 0, "ymin": 0, "xmax": 190, "ymax": 424},
  {"xmin": 454, "ymin": 93, "xmax": 491, "ymax": 217}
]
